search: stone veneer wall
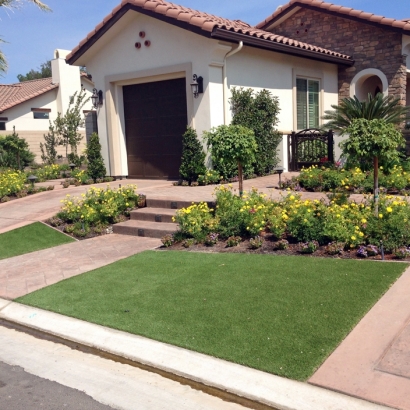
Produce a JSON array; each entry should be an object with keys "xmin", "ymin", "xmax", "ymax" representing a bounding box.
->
[{"xmin": 271, "ymin": 8, "xmax": 407, "ymax": 105}]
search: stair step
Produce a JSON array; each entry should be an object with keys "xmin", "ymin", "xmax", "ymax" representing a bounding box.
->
[
  {"xmin": 146, "ymin": 198, "xmax": 215, "ymax": 210},
  {"xmin": 130, "ymin": 208, "xmax": 177, "ymax": 223},
  {"xmin": 113, "ymin": 220, "xmax": 178, "ymax": 239}
]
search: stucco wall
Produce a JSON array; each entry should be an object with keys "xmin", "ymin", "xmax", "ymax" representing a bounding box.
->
[
  {"xmin": 77, "ymin": 10, "xmax": 340, "ymax": 174},
  {"xmin": 272, "ymin": 8, "xmax": 407, "ymax": 105}
]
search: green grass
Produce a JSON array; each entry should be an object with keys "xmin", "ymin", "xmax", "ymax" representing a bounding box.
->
[
  {"xmin": 0, "ymin": 222, "xmax": 75, "ymax": 259},
  {"xmin": 17, "ymin": 251, "xmax": 406, "ymax": 381}
]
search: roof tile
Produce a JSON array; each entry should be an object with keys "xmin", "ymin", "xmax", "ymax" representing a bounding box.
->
[
  {"xmin": 256, "ymin": 0, "xmax": 410, "ymax": 33},
  {"xmin": 66, "ymin": 0, "xmax": 353, "ymax": 64},
  {"xmin": 0, "ymin": 78, "xmax": 58, "ymax": 113}
]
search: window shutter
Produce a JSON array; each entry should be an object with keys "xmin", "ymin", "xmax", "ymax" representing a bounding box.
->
[
  {"xmin": 296, "ymin": 78, "xmax": 307, "ymax": 130},
  {"xmin": 308, "ymin": 80, "xmax": 319, "ymax": 128}
]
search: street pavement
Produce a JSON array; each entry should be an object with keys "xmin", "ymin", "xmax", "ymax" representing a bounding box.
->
[{"xmin": 0, "ymin": 325, "xmax": 247, "ymax": 410}]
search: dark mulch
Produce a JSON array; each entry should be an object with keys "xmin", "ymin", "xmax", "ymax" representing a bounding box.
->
[{"xmin": 163, "ymin": 233, "xmax": 403, "ymax": 261}]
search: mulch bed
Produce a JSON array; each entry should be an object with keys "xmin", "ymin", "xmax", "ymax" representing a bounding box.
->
[{"xmin": 163, "ymin": 233, "xmax": 404, "ymax": 261}]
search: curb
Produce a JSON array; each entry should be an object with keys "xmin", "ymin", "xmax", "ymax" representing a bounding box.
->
[{"xmin": 0, "ymin": 299, "xmax": 392, "ymax": 410}]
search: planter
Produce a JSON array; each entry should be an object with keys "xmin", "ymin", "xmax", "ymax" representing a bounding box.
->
[{"xmin": 137, "ymin": 196, "xmax": 146, "ymax": 208}]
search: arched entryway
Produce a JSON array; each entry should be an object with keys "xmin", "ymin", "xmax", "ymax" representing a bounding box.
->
[{"xmin": 350, "ymin": 68, "xmax": 388, "ymax": 101}]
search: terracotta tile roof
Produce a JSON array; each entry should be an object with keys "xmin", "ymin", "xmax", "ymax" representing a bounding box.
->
[
  {"xmin": 66, "ymin": 0, "xmax": 353, "ymax": 66},
  {"xmin": 0, "ymin": 77, "xmax": 58, "ymax": 113},
  {"xmin": 256, "ymin": 0, "xmax": 410, "ymax": 32}
]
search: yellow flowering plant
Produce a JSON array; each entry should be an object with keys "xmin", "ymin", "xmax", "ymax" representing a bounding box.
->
[{"xmin": 0, "ymin": 169, "xmax": 27, "ymax": 199}]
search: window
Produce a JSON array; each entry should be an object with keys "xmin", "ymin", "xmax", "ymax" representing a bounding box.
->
[
  {"xmin": 296, "ymin": 78, "xmax": 319, "ymax": 129},
  {"xmin": 33, "ymin": 111, "xmax": 49, "ymax": 119},
  {"xmin": 0, "ymin": 122, "xmax": 5, "ymax": 131},
  {"xmin": 31, "ymin": 108, "xmax": 51, "ymax": 119}
]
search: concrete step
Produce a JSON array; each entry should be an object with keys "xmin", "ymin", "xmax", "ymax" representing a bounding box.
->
[
  {"xmin": 113, "ymin": 220, "xmax": 178, "ymax": 239},
  {"xmin": 130, "ymin": 208, "xmax": 177, "ymax": 223},
  {"xmin": 146, "ymin": 198, "xmax": 215, "ymax": 210}
]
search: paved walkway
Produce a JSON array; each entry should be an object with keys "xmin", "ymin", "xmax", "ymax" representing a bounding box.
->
[{"xmin": 0, "ymin": 234, "xmax": 160, "ymax": 300}]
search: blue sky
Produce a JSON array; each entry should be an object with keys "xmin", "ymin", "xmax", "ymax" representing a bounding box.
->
[{"xmin": 1, "ymin": 0, "xmax": 409, "ymax": 83}]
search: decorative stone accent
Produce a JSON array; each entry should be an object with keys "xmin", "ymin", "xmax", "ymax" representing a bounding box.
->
[{"xmin": 273, "ymin": 8, "xmax": 407, "ymax": 105}]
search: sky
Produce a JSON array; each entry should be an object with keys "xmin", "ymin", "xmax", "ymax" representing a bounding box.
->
[{"xmin": 1, "ymin": 0, "xmax": 409, "ymax": 84}]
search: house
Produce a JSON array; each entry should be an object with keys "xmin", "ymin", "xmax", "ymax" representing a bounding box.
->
[
  {"xmin": 257, "ymin": 0, "xmax": 410, "ymax": 108},
  {"xmin": 0, "ymin": 49, "xmax": 95, "ymax": 160},
  {"xmin": 65, "ymin": 0, "xmax": 356, "ymax": 178}
]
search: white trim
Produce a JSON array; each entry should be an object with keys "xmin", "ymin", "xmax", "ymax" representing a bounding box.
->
[
  {"xmin": 350, "ymin": 68, "xmax": 389, "ymax": 98},
  {"xmin": 104, "ymin": 63, "xmax": 193, "ymax": 176},
  {"xmin": 293, "ymin": 68, "xmax": 323, "ymax": 131}
]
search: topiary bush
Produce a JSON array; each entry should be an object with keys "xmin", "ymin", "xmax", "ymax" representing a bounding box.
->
[
  {"xmin": 179, "ymin": 127, "xmax": 206, "ymax": 184},
  {"xmin": 86, "ymin": 132, "xmax": 106, "ymax": 182}
]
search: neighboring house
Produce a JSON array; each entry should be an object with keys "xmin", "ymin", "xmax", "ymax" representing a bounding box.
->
[
  {"xmin": 66, "ymin": 0, "xmax": 354, "ymax": 178},
  {"xmin": 257, "ymin": 0, "xmax": 410, "ymax": 110},
  {"xmin": 0, "ymin": 49, "xmax": 95, "ymax": 161}
]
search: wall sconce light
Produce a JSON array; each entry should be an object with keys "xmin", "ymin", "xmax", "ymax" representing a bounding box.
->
[
  {"xmin": 91, "ymin": 88, "xmax": 103, "ymax": 109},
  {"xmin": 190, "ymin": 74, "xmax": 203, "ymax": 98}
]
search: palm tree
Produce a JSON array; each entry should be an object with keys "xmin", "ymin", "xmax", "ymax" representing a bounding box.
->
[
  {"xmin": 323, "ymin": 93, "xmax": 409, "ymax": 132},
  {"xmin": 0, "ymin": 0, "xmax": 50, "ymax": 73}
]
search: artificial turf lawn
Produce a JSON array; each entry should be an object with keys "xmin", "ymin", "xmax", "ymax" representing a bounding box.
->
[
  {"xmin": 17, "ymin": 251, "xmax": 407, "ymax": 381},
  {"xmin": 0, "ymin": 222, "xmax": 75, "ymax": 260}
]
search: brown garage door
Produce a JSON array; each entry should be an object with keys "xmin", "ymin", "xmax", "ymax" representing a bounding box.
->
[{"xmin": 123, "ymin": 78, "xmax": 188, "ymax": 179}]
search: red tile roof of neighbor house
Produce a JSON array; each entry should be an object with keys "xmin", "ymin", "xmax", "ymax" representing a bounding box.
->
[
  {"xmin": 0, "ymin": 77, "xmax": 58, "ymax": 113},
  {"xmin": 66, "ymin": 0, "xmax": 353, "ymax": 66},
  {"xmin": 256, "ymin": 0, "xmax": 410, "ymax": 32}
]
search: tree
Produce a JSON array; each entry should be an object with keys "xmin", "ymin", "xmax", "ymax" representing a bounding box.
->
[
  {"xmin": 204, "ymin": 125, "xmax": 257, "ymax": 195},
  {"xmin": 341, "ymin": 118, "xmax": 404, "ymax": 214},
  {"xmin": 0, "ymin": 0, "xmax": 51, "ymax": 74},
  {"xmin": 323, "ymin": 93, "xmax": 409, "ymax": 131},
  {"xmin": 230, "ymin": 88, "xmax": 282, "ymax": 175},
  {"xmin": 40, "ymin": 122, "xmax": 60, "ymax": 165},
  {"xmin": 17, "ymin": 60, "xmax": 51, "ymax": 82},
  {"xmin": 179, "ymin": 127, "xmax": 206, "ymax": 184},
  {"xmin": 86, "ymin": 133, "xmax": 106, "ymax": 181},
  {"xmin": 0, "ymin": 126, "xmax": 34, "ymax": 169},
  {"xmin": 54, "ymin": 90, "xmax": 89, "ymax": 159}
]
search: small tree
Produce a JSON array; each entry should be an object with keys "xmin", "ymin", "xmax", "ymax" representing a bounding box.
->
[
  {"xmin": 341, "ymin": 118, "xmax": 404, "ymax": 214},
  {"xmin": 86, "ymin": 132, "xmax": 106, "ymax": 181},
  {"xmin": 204, "ymin": 125, "xmax": 257, "ymax": 195},
  {"xmin": 179, "ymin": 127, "xmax": 206, "ymax": 184},
  {"xmin": 54, "ymin": 90, "xmax": 89, "ymax": 159},
  {"xmin": 230, "ymin": 88, "xmax": 282, "ymax": 175},
  {"xmin": 40, "ymin": 122, "xmax": 60, "ymax": 165}
]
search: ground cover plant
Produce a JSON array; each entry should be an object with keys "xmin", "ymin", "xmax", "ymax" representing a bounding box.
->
[
  {"xmin": 0, "ymin": 222, "xmax": 74, "ymax": 260},
  {"xmin": 17, "ymin": 251, "xmax": 406, "ymax": 381},
  {"xmin": 173, "ymin": 186, "xmax": 410, "ymax": 254},
  {"xmin": 48, "ymin": 184, "xmax": 140, "ymax": 238},
  {"xmin": 283, "ymin": 165, "xmax": 410, "ymax": 194}
]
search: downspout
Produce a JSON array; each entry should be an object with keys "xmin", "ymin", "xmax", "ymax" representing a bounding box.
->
[{"xmin": 223, "ymin": 41, "xmax": 243, "ymax": 124}]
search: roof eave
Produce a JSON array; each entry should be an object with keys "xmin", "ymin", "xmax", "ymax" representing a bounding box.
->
[{"xmin": 211, "ymin": 28, "xmax": 354, "ymax": 67}]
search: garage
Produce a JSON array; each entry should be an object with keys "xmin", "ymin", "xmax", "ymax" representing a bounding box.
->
[{"xmin": 123, "ymin": 78, "xmax": 188, "ymax": 179}]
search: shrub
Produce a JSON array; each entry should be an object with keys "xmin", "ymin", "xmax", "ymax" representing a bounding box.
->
[
  {"xmin": 57, "ymin": 184, "xmax": 139, "ymax": 226},
  {"xmin": 0, "ymin": 129, "xmax": 35, "ymax": 169},
  {"xmin": 182, "ymin": 238, "xmax": 195, "ymax": 248},
  {"xmin": 197, "ymin": 170, "xmax": 221, "ymax": 185},
  {"xmin": 204, "ymin": 232, "xmax": 219, "ymax": 246},
  {"xmin": 325, "ymin": 242, "xmax": 345, "ymax": 255},
  {"xmin": 0, "ymin": 169, "xmax": 27, "ymax": 199},
  {"xmin": 40, "ymin": 123, "xmax": 60, "ymax": 165},
  {"xmin": 394, "ymin": 247, "xmax": 410, "ymax": 259},
  {"xmin": 179, "ymin": 127, "xmax": 206, "ymax": 184},
  {"xmin": 33, "ymin": 164, "xmax": 61, "ymax": 182},
  {"xmin": 249, "ymin": 236, "xmax": 263, "ymax": 249},
  {"xmin": 86, "ymin": 132, "xmax": 106, "ymax": 182},
  {"xmin": 161, "ymin": 234, "xmax": 174, "ymax": 247},
  {"xmin": 276, "ymin": 239, "xmax": 289, "ymax": 250},
  {"xmin": 226, "ymin": 236, "xmax": 242, "ymax": 247},
  {"xmin": 174, "ymin": 202, "xmax": 215, "ymax": 241},
  {"xmin": 299, "ymin": 241, "xmax": 319, "ymax": 254},
  {"xmin": 230, "ymin": 87, "xmax": 282, "ymax": 175}
]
